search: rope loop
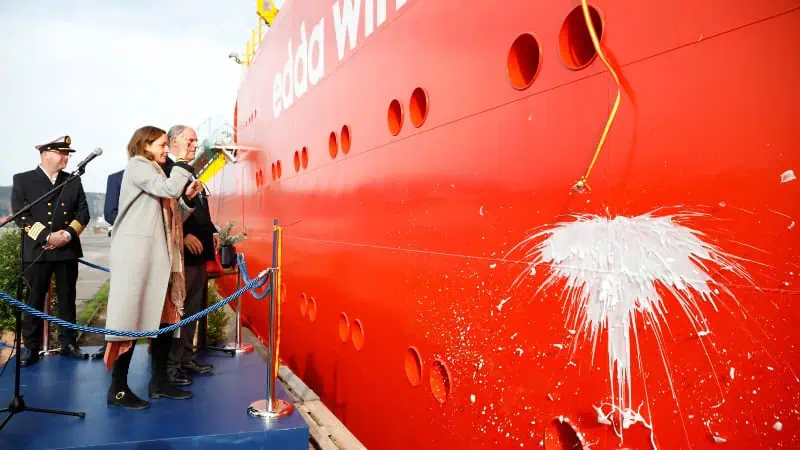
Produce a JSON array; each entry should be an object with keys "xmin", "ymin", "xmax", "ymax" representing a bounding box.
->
[{"xmin": 237, "ymin": 253, "xmax": 271, "ymax": 299}]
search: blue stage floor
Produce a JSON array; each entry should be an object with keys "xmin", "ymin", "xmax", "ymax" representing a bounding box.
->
[{"xmin": 0, "ymin": 345, "xmax": 309, "ymax": 449}]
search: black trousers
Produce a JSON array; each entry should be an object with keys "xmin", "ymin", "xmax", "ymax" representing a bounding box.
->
[
  {"xmin": 168, "ymin": 263, "xmax": 207, "ymax": 366},
  {"xmin": 22, "ymin": 259, "xmax": 78, "ymax": 350}
]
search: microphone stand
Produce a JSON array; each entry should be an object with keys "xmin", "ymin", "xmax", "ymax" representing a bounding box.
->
[{"xmin": 0, "ymin": 167, "xmax": 87, "ymax": 431}]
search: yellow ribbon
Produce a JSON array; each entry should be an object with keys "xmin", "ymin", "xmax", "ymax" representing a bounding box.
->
[
  {"xmin": 272, "ymin": 224, "xmax": 283, "ymax": 384},
  {"xmin": 574, "ymin": 0, "xmax": 622, "ymax": 194}
]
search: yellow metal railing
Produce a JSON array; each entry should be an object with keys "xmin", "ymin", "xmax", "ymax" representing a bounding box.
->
[{"xmin": 241, "ymin": 0, "xmax": 279, "ymax": 68}]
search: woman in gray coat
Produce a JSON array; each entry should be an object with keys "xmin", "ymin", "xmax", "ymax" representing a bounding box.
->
[{"xmin": 103, "ymin": 125, "xmax": 202, "ymax": 409}]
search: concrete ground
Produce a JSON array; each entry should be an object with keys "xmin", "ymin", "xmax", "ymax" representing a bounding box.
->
[{"xmin": 76, "ymin": 231, "xmax": 111, "ymax": 314}]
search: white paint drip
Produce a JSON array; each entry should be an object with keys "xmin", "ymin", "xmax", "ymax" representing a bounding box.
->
[
  {"xmin": 781, "ymin": 169, "xmax": 796, "ymax": 183},
  {"xmin": 496, "ymin": 297, "xmax": 511, "ymax": 311},
  {"xmin": 595, "ymin": 402, "xmax": 658, "ymax": 449},
  {"xmin": 729, "ymin": 368, "xmax": 735, "ymax": 380},
  {"xmin": 512, "ymin": 211, "xmax": 752, "ymax": 439}
]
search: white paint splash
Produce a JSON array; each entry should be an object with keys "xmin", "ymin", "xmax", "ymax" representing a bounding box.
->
[
  {"xmin": 781, "ymin": 170, "xmax": 796, "ymax": 183},
  {"xmin": 773, "ymin": 421, "xmax": 783, "ymax": 431},
  {"xmin": 510, "ymin": 211, "xmax": 752, "ymax": 438}
]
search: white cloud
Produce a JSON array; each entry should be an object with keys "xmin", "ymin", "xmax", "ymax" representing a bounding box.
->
[{"xmin": 0, "ymin": 1, "xmax": 259, "ymax": 193}]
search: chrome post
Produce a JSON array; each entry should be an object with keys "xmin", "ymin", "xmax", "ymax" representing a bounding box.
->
[
  {"xmin": 224, "ymin": 268, "xmax": 253, "ymax": 354},
  {"xmin": 41, "ymin": 290, "xmax": 49, "ymax": 356},
  {"xmin": 248, "ymin": 219, "xmax": 292, "ymax": 420},
  {"xmin": 41, "ymin": 283, "xmax": 58, "ymax": 357}
]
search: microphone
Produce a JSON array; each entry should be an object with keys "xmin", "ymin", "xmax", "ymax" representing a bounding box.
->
[{"xmin": 71, "ymin": 148, "xmax": 103, "ymax": 173}]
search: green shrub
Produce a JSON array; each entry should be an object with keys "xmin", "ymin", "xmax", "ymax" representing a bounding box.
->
[
  {"xmin": 0, "ymin": 229, "xmax": 21, "ymax": 332},
  {"xmin": 206, "ymin": 279, "xmax": 229, "ymax": 345}
]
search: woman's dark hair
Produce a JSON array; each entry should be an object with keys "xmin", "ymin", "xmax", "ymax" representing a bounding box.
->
[{"xmin": 127, "ymin": 125, "xmax": 166, "ymax": 160}]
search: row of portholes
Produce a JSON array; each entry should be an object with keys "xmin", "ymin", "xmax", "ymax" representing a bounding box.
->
[
  {"xmin": 293, "ymin": 147, "xmax": 309, "ymax": 173},
  {"xmin": 299, "ymin": 293, "xmax": 317, "ymax": 322},
  {"xmin": 329, "ymin": 125, "xmax": 351, "ymax": 159},
  {"xmin": 255, "ymin": 168, "xmax": 266, "ymax": 187},
  {"xmin": 404, "ymin": 346, "xmax": 451, "ymax": 404},
  {"xmin": 337, "ymin": 312, "xmax": 365, "ymax": 351},
  {"xmin": 387, "ymin": 86, "xmax": 428, "ymax": 136},
  {"xmin": 271, "ymin": 160, "xmax": 283, "ymax": 180},
  {"xmin": 507, "ymin": 5, "xmax": 604, "ymax": 90}
]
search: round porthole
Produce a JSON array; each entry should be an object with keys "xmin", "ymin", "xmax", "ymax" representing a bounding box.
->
[
  {"xmin": 559, "ymin": 5, "xmax": 604, "ymax": 70},
  {"xmin": 329, "ymin": 132, "xmax": 338, "ymax": 158},
  {"xmin": 341, "ymin": 125, "xmax": 351, "ymax": 154},
  {"xmin": 388, "ymin": 99, "xmax": 403, "ymax": 136},
  {"xmin": 409, "ymin": 88, "xmax": 429, "ymax": 127},
  {"xmin": 507, "ymin": 33, "xmax": 542, "ymax": 89}
]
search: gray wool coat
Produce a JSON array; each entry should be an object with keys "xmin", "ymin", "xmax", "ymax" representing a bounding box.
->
[{"xmin": 105, "ymin": 155, "xmax": 194, "ymax": 342}]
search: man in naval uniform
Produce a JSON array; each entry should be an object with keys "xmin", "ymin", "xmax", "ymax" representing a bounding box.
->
[{"xmin": 11, "ymin": 135, "xmax": 90, "ymax": 366}]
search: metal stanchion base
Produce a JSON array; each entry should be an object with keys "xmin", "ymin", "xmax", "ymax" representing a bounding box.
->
[
  {"xmin": 247, "ymin": 399, "xmax": 293, "ymax": 420},
  {"xmin": 224, "ymin": 342, "xmax": 254, "ymax": 354}
]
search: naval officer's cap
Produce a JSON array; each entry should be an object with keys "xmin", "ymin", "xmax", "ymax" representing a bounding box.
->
[{"xmin": 35, "ymin": 135, "xmax": 75, "ymax": 153}]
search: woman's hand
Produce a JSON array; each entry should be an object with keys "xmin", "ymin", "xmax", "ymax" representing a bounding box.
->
[{"xmin": 185, "ymin": 180, "xmax": 203, "ymax": 199}]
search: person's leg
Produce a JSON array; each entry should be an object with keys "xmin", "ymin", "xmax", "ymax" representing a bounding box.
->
[
  {"xmin": 107, "ymin": 345, "xmax": 149, "ymax": 409},
  {"xmin": 53, "ymin": 259, "xmax": 84, "ymax": 358},
  {"xmin": 21, "ymin": 261, "xmax": 53, "ymax": 365},
  {"xmin": 149, "ymin": 324, "xmax": 193, "ymax": 400},
  {"xmin": 179, "ymin": 264, "xmax": 213, "ymax": 374},
  {"xmin": 167, "ymin": 264, "xmax": 204, "ymax": 384}
]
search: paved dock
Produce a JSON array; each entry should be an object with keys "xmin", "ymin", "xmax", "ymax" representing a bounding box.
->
[{"xmin": 76, "ymin": 231, "xmax": 111, "ymax": 315}]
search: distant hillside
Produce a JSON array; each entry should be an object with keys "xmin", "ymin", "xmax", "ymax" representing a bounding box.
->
[{"xmin": 0, "ymin": 185, "xmax": 106, "ymax": 224}]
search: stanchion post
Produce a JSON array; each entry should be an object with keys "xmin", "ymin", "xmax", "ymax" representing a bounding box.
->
[
  {"xmin": 41, "ymin": 282, "xmax": 58, "ymax": 357},
  {"xmin": 248, "ymin": 218, "xmax": 292, "ymax": 420},
  {"xmin": 223, "ymin": 268, "xmax": 253, "ymax": 354}
]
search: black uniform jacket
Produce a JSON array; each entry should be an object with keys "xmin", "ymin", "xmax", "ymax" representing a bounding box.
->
[{"xmin": 11, "ymin": 167, "xmax": 90, "ymax": 262}]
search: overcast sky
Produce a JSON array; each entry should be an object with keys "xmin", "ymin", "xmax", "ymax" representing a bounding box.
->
[{"xmin": 0, "ymin": 1, "xmax": 272, "ymax": 192}]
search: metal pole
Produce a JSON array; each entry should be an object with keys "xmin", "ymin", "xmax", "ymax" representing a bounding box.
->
[
  {"xmin": 248, "ymin": 218, "xmax": 292, "ymax": 420},
  {"xmin": 41, "ymin": 283, "xmax": 58, "ymax": 356},
  {"xmin": 224, "ymin": 262, "xmax": 253, "ymax": 354},
  {"xmin": 41, "ymin": 289, "xmax": 49, "ymax": 356}
]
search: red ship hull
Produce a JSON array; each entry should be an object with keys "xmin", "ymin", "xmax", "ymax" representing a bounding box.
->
[{"xmin": 210, "ymin": 1, "xmax": 800, "ymax": 448}]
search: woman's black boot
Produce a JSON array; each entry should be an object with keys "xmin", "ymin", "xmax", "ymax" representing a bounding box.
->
[
  {"xmin": 107, "ymin": 345, "xmax": 150, "ymax": 409},
  {"xmin": 149, "ymin": 328, "xmax": 193, "ymax": 400}
]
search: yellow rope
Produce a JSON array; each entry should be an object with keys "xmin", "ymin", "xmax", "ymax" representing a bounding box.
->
[
  {"xmin": 574, "ymin": 0, "xmax": 622, "ymax": 193},
  {"xmin": 272, "ymin": 224, "xmax": 283, "ymax": 385}
]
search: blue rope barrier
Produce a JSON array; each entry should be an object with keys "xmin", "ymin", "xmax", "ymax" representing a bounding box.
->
[
  {"xmin": 0, "ymin": 274, "xmax": 269, "ymax": 338},
  {"xmin": 237, "ymin": 253, "xmax": 271, "ymax": 299},
  {"xmin": 78, "ymin": 259, "xmax": 109, "ymax": 272}
]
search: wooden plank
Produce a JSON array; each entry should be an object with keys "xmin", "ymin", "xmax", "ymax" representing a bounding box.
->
[{"xmin": 242, "ymin": 328, "xmax": 366, "ymax": 449}]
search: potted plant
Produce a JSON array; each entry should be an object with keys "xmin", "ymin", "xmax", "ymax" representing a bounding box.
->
[{"xmin": 217, "ymin": 220, "xmax": 247, "ymax": 268}]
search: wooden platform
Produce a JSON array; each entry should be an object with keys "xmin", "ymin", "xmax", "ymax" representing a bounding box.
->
[{"xmin": 0, "ymin": 345, "xmax": 309, "ymax": 449}]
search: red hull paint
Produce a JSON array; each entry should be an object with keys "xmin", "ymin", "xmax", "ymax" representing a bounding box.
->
[{"xmin": 212, "ymin": 1, "xmax": 800, "ymax": 448}]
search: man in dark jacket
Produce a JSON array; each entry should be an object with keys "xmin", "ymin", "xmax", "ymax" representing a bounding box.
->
[
  {"xmin": 103, "ymin": 169, "xmax": 124, "ymax": 226},
  {"xmin": 11, "ymin": 135, "xmax": 90, "ymax": 366},
  {"xmin": 163, "ymin": 125, "xmax": 216, "ymax": 385}
]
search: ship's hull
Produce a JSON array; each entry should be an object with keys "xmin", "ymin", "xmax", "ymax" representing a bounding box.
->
[{"xmin": 211, "ymin": 1, "xmax": 800, "ymax": 448}]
